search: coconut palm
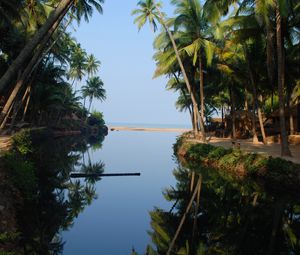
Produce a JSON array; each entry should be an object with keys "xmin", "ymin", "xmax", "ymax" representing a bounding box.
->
[
  {"xmin": 172, "ymin": 0, "xmax": 216, "ymax": 141},
  {"xmin": 86, "ymin": 54, "xmax": 100, "ymax": 77},
  {"xmin": 68, "ymin": 43, "xmax": 87, "ymax": 88},
  {"xmin": 132, "ymin": 0, "xmax": 204, "ymax": 140},
  {"xmin": 81, "ymin": 76, "xmax": 106, "ymax": 113}
]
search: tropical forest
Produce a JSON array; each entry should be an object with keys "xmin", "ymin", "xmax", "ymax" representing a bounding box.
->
[{"xmin": 0, "ymin": 0, "xmax": 300, "ymax": 254}]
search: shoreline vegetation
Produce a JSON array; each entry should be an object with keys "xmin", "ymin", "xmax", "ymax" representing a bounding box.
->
[{"xmin": 174, "ymin": 132, "xmax": 300, "ymax": 193}]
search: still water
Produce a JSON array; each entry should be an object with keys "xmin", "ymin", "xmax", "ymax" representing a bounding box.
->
[
  {"xmin": 3, "ymin": 129, "xmax": 300, "ymax": 254},
  {"xmin": 62, "ymin": 131, "xmax": 178, "ymax": 254}
]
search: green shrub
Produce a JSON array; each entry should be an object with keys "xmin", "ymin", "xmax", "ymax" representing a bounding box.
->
[
  {"xmin": 187, "ymin": 144, "xmax": 214, "ymax": 159},
  {"xmin": 208, "ymin": 146, "xmax": 229, "ymax": 160},
  {"xmin": 88, "ymin": 111, "xmax": 105, "ymax": 126},
  {"xmin": 12, "ymin": 130, "xmax": 32, "ymax": 155}
]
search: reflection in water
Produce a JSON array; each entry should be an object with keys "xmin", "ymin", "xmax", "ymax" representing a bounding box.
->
[
  {"xmin": 146, "ymin": 159, "xmax": 300, "ymax": 255},
  {"xmin": 3, "ymin": 132, "xmax": 105, "ymax": 254}
]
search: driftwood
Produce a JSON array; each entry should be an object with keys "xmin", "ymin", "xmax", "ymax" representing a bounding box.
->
[{"xmin": 70, "ymin": 172, "xmax": 141, "ymax": 178}]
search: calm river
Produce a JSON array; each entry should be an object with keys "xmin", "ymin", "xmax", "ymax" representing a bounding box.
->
[
  {"xmin": 62, "ymin": 130, "xmax": 179, "ymax": 254},
  {"xmin": 3, "ymin": 129, "xmax": 300, "ymax": 254}
]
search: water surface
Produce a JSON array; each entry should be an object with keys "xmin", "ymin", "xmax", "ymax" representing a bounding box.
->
[
  {"xmin": 62, "ymin": 130, "xmax": 179, "ymax": 254},
  {"xmin": 3, "ymin": 129, "xmax": 300, "ymax": 254}
]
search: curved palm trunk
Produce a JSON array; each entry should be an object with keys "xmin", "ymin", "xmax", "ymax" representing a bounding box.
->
[
  {"xmin": 276, "ymin": 7, "xmax": 291, "ymax": 156},
  {"xmin": 199, "ymin": 54, "xmax": 206, "ymax": 142},
  {"xmin": 257, "ymin": 95, "xmax": 267, "ymax": 143},
  {"xmin": 0, "ymin": 102, "xmax": 14, "ymax": 130},
  {"xmin": 0, "ymin": 4, "xmax": 71, "ymax": 127},
  {"xmin": 0, "ymin": 0, "xmax": 73, "ymax": 93},
  {"xmin": 154, "ymin": 1, "xmax": 203, "ymax": 141},
  {"xmin": 244, "ymin": 46, "xmax": 267, "ymax": 144},
  {"xmin": 174, "ymin": 73, "xmax": 194, "ymax": 130},
  {"xmin": 22, "ymin": 85, "xmax": 31, "ymax": 122}
]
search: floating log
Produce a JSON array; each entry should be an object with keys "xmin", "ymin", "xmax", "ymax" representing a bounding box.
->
[{"xmin": 70, "ymin": 172, "xmax": 141, "ymax": 178}]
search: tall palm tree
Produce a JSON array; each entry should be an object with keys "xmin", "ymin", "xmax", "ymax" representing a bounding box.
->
[
  {"xmin": 81, "ymin": 76, "xmax": 106, "ymax": 113},
  {"xmin": 68, "ymin": 43, "xmax": 87, "ymax": 89},
  {"xmin": 86, "ymin": 54, "xmax": 100, "ymax": 77},
  {"xmin": 172, "ymin": 0, "xmax": 215, "ymax": 142},
  {"xmin": 132, "ymin": 0, "xmax": 204, "ymax": 140}
]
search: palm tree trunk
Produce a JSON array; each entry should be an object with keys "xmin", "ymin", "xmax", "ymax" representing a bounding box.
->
[
  {"xmin": 244, "ymin": 46, "xmax": 267, "ymax": 144},
  {"xmin": 0, "ymin": 5, "xmax": 71, "ymax": 127},
  {"xmin": 22, "ymin": 85, "xmax": 32, "ymax": 122},
  {"xmin": 199, "ymin": 54, "xmax": 206, "ymax": 142},
  {"xmin": 287, "ymin": 91, "xmax": 294, "ymax": 135},
  {"xmin": 251, "ymin": 95, "xmax": 259, "ymax": 143},
  {"xmin": 0, "ymin": 0, "xmax": 73, "ymax": 93},
  {"xmin": 31, "ymin": 14, "xmax": 74, "ymax": 74},
  {"xmin": 244, "ymin": 88, "xmax": 249, "ymax": 111},
  {"xmin": 257, "ymin": 95, "xmax": 267, "ymax": 143},
  {"xmin": 174, "ymin": 72, "xmax": 193, "ymax": 124},
  {"xmin": 88, "ymin": 97, "xmax": 93, "ymax": 113},
  {"xmin": 0, "ymin": 102, "xmax": 14, "ymax": 130},
  {"xmin": 153, "ymin": 1, "xmax": 203, "ymax": 140},
  {"xmin": 266, "ymin": 21, "xmax": 276, "ymax": 101},
  {"xmin": 276, "ymin": 6, "xmax": 291, "ymax": 156},
  {"xmin": 230, "ymin": 86, "xmax": 237, "ymax": 139}
]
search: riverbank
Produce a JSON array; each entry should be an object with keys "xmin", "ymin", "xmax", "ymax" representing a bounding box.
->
[
  {"xmin": 175, "ymin": 134, "xmax": 300, "ymax": 193},
  {"xmin": 189, "ymin": 136, "xmax": 300, "ymax": 164}
]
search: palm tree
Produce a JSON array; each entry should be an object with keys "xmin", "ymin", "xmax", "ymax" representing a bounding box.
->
[
  {"xmin": 132, "ymin": 0, "xmax": 204, "ymax": 140},
  {"xmin": 81, "ymin": 76, "xmax": 106, "ymax": 113},
  {"xmin": 0, "ymin": 0, "xmax": 73, "ymax": 93},
  {"xmin": 86, "ymin": 54, "xmax": 101, "ymax": 77},
  {"xmin": 275, "ymin": 2, "xmax": 292, "ymax": 156},
  {"xmin": 68, "ymin": 43, "xmax": 87, "ymax": 89},
  {"xmin": 0, "ymin": 0, "xmax": 104, "ymax": 93},
  {"xmin": 172, "ymin": 0, "xmax": 215, "ymax": 141}
]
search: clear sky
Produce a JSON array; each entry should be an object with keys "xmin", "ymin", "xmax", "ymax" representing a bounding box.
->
[{"xmin": 71, "ymin": 1, "xmax": 191, "ymax": 126}]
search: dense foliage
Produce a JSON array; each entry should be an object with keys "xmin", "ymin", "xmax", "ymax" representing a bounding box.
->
[
  {"xmin": 0, "ymin": 0, "xmax": 106, "ymax": 133},
  {"xmin": 133, "ymin": 0, "xmax": 300, "ymax": 156}
]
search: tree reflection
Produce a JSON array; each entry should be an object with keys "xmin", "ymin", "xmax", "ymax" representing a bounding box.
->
[
  {"xmin": 3, "ymin": 131, "xmax": 105, "ymax": 254},
  {"xmin": 147, "ymin": 160, "xmax": 300, "ymax": 255}
]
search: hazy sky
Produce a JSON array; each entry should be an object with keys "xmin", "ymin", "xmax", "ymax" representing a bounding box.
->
[{"xmin": 72, "ymin": 1, "xmax": 191, "ymax": 126}]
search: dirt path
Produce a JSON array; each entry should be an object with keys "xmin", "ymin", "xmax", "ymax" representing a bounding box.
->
[{"xmin": 187, "ymin": 137, "xmax": 300, "ymax": 164}]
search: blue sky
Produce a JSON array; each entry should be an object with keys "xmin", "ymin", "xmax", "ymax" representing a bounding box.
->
[{"xmin": 71, "ymin": 1, "xmax": 191, "ymax": 126}]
